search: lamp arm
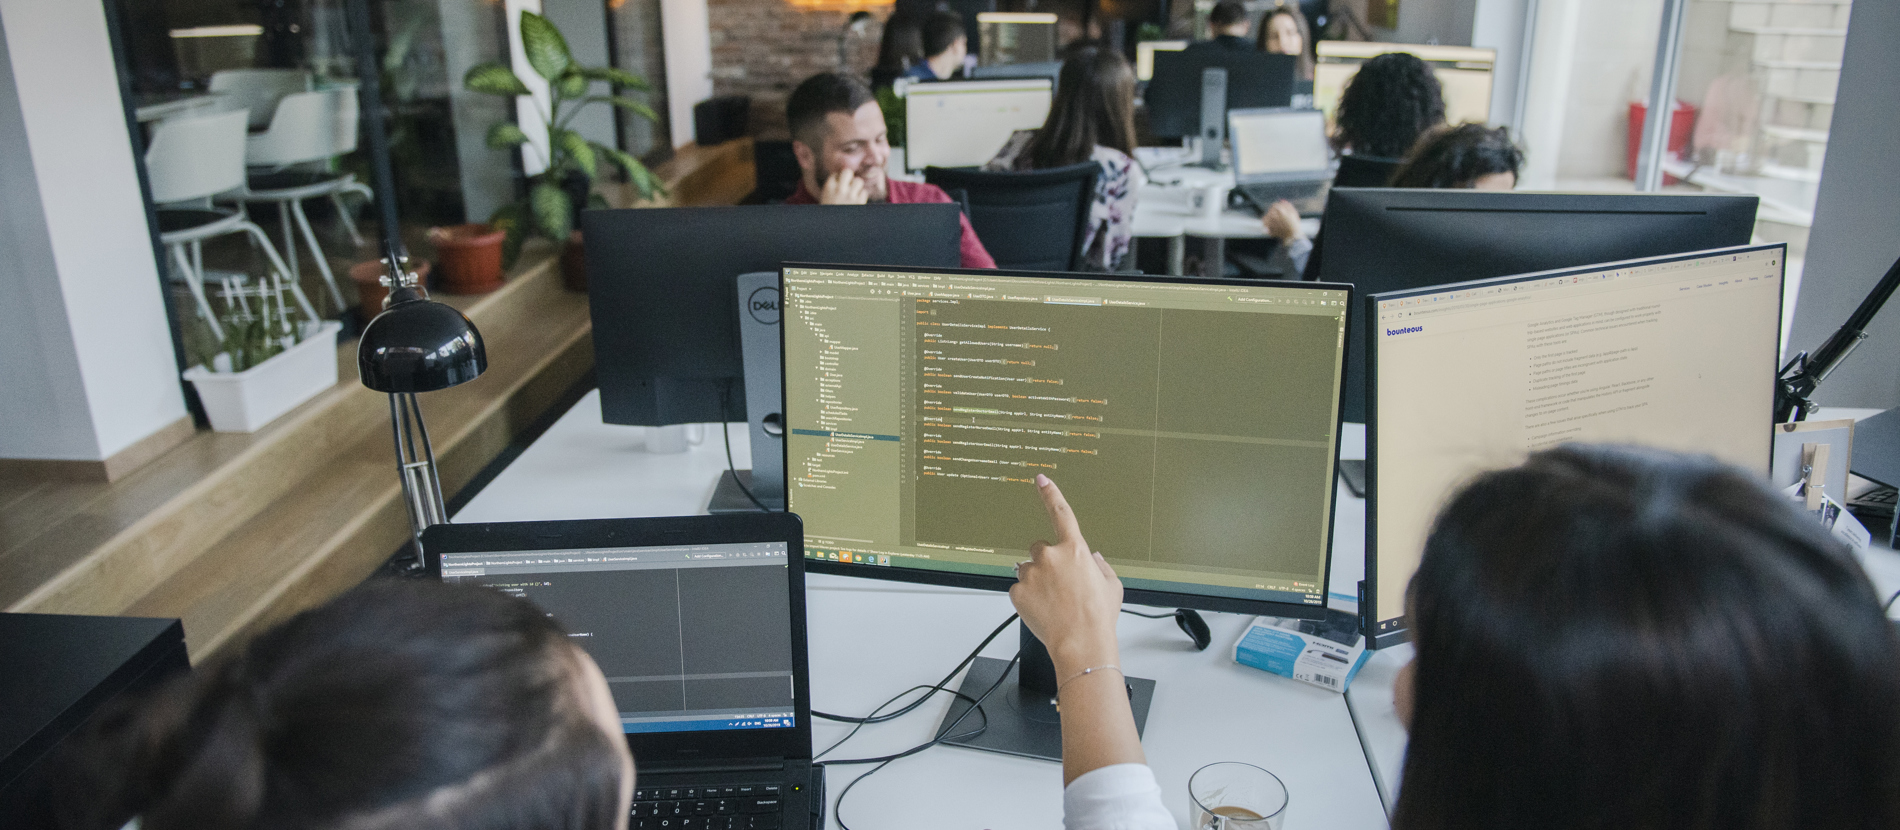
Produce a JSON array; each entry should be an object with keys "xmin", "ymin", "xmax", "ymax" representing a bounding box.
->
[{"xmin": 1776, "ymin": 252, "xmax": 1900, "ymax": 422}]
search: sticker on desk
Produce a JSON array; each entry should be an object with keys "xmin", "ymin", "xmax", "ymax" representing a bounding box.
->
[{"xmin": 1233, "ymin": 609, "xmax": 1369, "ymax": 693}]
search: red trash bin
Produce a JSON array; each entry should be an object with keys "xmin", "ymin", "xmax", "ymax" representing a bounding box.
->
[{"xmin": 1627, "ymin": 100, "xmax": 1698, "ymax": 183}]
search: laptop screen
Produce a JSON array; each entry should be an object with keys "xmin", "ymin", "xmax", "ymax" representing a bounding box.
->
[
  {"xmin": 1230, "ymin": 109, "xmax": 1330, "ymax": 177},
  {"xmin": 440, "ymin": 541, "xmax": 797, "ymax": 735}
]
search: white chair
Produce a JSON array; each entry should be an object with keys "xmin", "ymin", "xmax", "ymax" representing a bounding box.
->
[
  {"xmin": 230, "ymin": 86, "xmax": 373, "ymax": 310},
  {"xmin": 143, "ymin": 109, "xmax": 316, "ymax": 340},
  {"xmin": 207, "ymin": 68, "xmax": 312, "ymax": 131}
]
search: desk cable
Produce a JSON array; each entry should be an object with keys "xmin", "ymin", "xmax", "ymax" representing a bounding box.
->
[{"xmin": 719, "ymin": 380, "xmax": 771, "ymax": 511}]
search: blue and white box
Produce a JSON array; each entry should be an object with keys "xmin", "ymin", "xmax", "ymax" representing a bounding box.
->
[{"xmin": 1233, "ymin": 610, "xmax": 1370, "ymax": 693}]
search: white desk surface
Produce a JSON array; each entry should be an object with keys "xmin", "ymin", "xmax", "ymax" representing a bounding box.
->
[{"xmin": 455, "ymin": 390, "xmax": 1388, "ymax": 830}]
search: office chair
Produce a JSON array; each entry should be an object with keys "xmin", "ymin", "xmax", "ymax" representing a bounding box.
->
[
  {"xmin": 750, "ymin": 140, "xmax": 802, "ymax": 204},
  {"xmin": 229, "ymin": 86, "xmax": 374, "ymax": 311},
  {"xmin": 1333, "ymin": 154, "xmax": 1404, "ymax": 188},
  {"xmin": 207, "ymin": 68, "xmax": 313, "ymax": 131},
  {"xmin": 924, "ymin": 162, "xmax": 1098, "ymax": 271}
]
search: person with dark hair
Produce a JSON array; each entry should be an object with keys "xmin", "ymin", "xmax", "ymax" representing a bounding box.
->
[
  {"xmin": 1388, "ymin": 122, "xmax": 1523, "ymax": 189},
  {"xmin": 54, "ymin": 579, "xmax": 634, "ymax": 830},
  {"xmin": 870, "ymin": 11, "xmax": 925, "ymax": 89},
  {"xmin": 1009, "ymin": 445, "xmax": 1900, "ymax": 830},
  {"xmin": 1187, "ymin": 0, "xmax": 1253, "ymax": 51},
  {"xmin": 982, "ymin": 46, "xmax": 1141, "ymax": 271},
  {"xmin": 1255, "ymin": 4, "xmax": 1314, "ymax": 81},
  {"xmin": 906, "ymin": 10, "xmax": 968, "ymax": 81},
  {"xmin": 1332, "ymin": 51, "xmax": 1445, "ymax": 158},
  {"xmin": 783, "ymin": 72, "xmax": 996, "ymax": 268}
]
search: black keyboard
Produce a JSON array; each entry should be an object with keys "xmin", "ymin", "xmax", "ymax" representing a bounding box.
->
[{"xmin": 631, "ymin": 783, "xmax": 784, "ymax": 830}]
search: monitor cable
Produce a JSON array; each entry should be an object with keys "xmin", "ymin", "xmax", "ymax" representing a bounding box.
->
[
  {"xmin": 813, "ymin": 613, "xmax": 1019, "ymax": 726},
  {"xmin": 1121, "ymin": 606, "xmax": 1213, "ymax": 651},
  {"xmin": 719, "ymin": 380, "xmax": 772, "ymax": 511}
]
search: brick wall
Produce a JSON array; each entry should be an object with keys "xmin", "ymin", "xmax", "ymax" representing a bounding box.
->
[{"xmin": 708, "ymin": 0, "xmax": 890, "ymax": 138}]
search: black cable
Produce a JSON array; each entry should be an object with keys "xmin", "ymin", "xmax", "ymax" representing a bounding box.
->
[
  {"xmin": 825, "ymin": 652, "xmax": 1022, "ymax": 830},
  {"xmin": 1885, "ymin": 588, "xmax": 1900, "ymax": 613},
  {"xmin": 719, "ymin": 380, "xmax": 770, "ymax": 512},
  {"xmin": 813, "ymin": 613, "xmax": 1019, "ymax": 724},
  {"xmin": 1120, "ymin": 607, "xmax": 1175, "ymax": 619},
  {"xmin": 816, "ymin": 684, "xmax": 982, "ymax": 761}
]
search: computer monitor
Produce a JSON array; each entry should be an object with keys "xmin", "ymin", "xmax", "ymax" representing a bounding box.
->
[
  {"xmin": 585, "ymin": 204, "xmax": 964, "ymax": 427},
  {"xmin": 1229, "ymin": 108, "xmax": 1330, "ymax": 178},
  {"xmin": 1146, "ymin": 50, "xmax": 1296, "ymax": 140},
  {"xmin": 968, "ymin": 61, "xmax": 1062, "ymax": 85},
  {"xmin": 1365, "ymin": 245, "xmax": 1786, "ymax": 648},
  {"xmin": 1315, "ymin": 188, "xmax": 1761, "ymax": 423},
  {"xmin": 903, "ymin": 78, "xmax": 1054, "ymax": 172},
  {"xmin": 1314, "ymin": 42, "xmax": 1495, "ymax": 127},
  {"xmin": 976, "ymin": 12, "xmax": 1058, "ymax": 67},
  {"xmin": 1135, "ymin": 40, "xmax": 1188, "ymax": 81}
]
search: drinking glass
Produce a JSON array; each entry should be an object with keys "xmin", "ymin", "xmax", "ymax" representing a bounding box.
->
[{"xmin": 1188, "ymin": 762, "xmax": 1289, "ymax": 830}]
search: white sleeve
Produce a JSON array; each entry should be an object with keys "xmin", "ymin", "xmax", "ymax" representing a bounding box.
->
[
  {"xmin": 1284, "ymin": 235, "xmax": 1313, "ymax": 277},
  {"xmin": 1063, "ymin": 763, "xmax": 1177, "ymax": 830}
]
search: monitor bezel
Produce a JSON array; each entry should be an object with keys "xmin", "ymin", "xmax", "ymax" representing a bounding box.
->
[
  {"xmin": 1361, "ymin": 243, "xmax": 1788, "ymax": 648},
  {"xmin": 779, "ymin": 262, "xmax": 1355, "ymax": 621},
  {"xmin": 420, "ymin": 513, "xmax": 815, "ymax": 763}
]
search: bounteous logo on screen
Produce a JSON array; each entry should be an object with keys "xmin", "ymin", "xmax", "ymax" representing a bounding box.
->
[{"xmin": 1384, "ymin": 325, "xmax": 1422, "ymax": 336}]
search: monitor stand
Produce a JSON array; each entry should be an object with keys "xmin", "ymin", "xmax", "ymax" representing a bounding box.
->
[
  {"xmin": 1191, "ymin": 66, "xmax": 1228, "ymax": 170},
  {"xmin": 936, "ymin": 623, "xmax": 1155, "ymax": 761},
  {"xmin": 708, "ymin": 469, "xmax": 785, "ymax": 513}
]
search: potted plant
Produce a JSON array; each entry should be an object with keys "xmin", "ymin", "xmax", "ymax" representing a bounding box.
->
[
  {"xmin": 181, "ymin": 279, "xmax": 342, "ymax": 433},
  {"xmin": 463, "ymin": 11, "xmax": 666, "ymax": 288}
]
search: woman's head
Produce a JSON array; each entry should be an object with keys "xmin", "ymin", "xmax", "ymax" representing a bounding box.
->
[
  {"xmin": 1025, "ymin": 45, "xmax": 1137, "ymax": 169},
  {"xmin": 1395, "ymin": 444, "xmax": 1900, "ymax": 830},
  {"xmin": 1389, "ymin": 123, "xmax": 1522, "ymax": 189},
  {"xmin": 873, "ymin": 12, "xmax": 924, "ymax": 75},
  {"xmin": 61, "ymin": 579, "xmax": 633, "ymax": 830},
  {"xmin": 1255, "ymin": 6, "xmax": 1313, "ymax": 81},
  {"xmin": 1332, "ymin": 52, "xmax": 1445, "ymax": 158}
]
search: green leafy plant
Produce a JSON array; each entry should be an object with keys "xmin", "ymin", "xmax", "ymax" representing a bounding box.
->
[{"xmin": 464, "ymin": 11, "xmax": 666, "ymax": 266}]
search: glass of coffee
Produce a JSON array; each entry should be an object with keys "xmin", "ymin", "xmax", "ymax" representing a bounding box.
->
[{"xmin": 1188, "ymin": 762, "xmax": 1289, "ymax": 829}]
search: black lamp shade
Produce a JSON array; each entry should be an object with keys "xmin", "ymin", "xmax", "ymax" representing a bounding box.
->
[{"xmin": 357, "ymin": 296, "xmax": 488, "ymax": 393}]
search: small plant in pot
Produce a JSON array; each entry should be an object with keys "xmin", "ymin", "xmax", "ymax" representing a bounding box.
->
[
  {"xmin": 463, "ymin": 10, "xmax": 665, "ymax": 285},
  {"xmin": 181, "ymin": 278, "xmax": 342, "ymax": 433}
]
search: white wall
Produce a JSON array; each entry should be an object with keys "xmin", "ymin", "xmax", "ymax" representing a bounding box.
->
[
  {"xmin": 1471, "ymin": 0, "xmax": 1532, "ymax": 132},
  {"xmin": 0, "ymin": 0, "xmax": 187, "ymax": 462},
  {"xmin": 660, "ymin": 0, "xmax": 713, "ymax": 149}
]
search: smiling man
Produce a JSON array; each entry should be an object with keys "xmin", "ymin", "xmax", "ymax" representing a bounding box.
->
[{"xmin": 783, "ymin": 72, "xmax": 997, "ymax": 269}]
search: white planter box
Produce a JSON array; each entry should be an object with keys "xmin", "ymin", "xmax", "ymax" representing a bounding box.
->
[{"xmin": 183, "ymin": 321, "xmax": 342, "ymax": 432}]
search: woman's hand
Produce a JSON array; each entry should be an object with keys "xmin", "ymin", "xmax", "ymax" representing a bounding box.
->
[
  {"xmin": 1262, "ymin": 200, "xmax": 1305, "ymax": 243},
  {"xmin": 1010, "ymin": 474, "xmax": 1124, "ymax": 674}
]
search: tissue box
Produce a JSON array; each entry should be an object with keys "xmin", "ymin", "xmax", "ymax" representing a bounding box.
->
[{"xmin": 1233, "ymin": 609, "xmax": 1370, "ymax": 693}]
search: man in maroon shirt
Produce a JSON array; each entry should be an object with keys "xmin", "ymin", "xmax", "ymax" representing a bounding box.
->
[{"xmin": 784, "ymin": 73, "xmax": 997, "ymax": 269}]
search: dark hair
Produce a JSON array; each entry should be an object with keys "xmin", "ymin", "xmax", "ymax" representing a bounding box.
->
[
  {"xmin": 1397, "ymin": 444, "xmax": 1900, "ymax": 830},
  {"xmin": 1254, "ymin": 6, "xmax": 1314, "ymax": 81},
  {"xmin": 1208, "ymin": 0, "xmax": 1249, "ymax": 29},
  {"xmin": 1022, "ymin": 45, "xmax": 1137, "ymax": 169},
  {"xmin": 872, "ymin": 12, "xmax": 925, "ymax": 81},
  {"xmin": 921, "ymin": 10, "xmax": 966, "ymax": 58},
  {"xmin": 1333, "ymin": 51, "xmax": 1445, "ymax": 158},
  {"xmin": 1388, "ymin": 123, "xmax": 1523, "ymax": 188},
  {"xmin": 787, "ymin": 72, "xmax": 877, "ymax": 150},
  {"xmin": 56, "ymin": 579, "xmax": 625, "ymax": 830}
]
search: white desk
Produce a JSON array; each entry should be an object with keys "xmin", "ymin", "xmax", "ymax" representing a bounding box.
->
[
  {"xmin": 1133, "ymin": 165, "xmax": 1320, "ymax": 277},
  {"xmin": 455, "ymin": 390, "xmax": 1388, "ymax": 830}
]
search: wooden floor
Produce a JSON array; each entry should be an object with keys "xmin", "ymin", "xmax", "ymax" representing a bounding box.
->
[{"xmin": 0, "ymin": 240, "xmax": 593, "ymax": 660}]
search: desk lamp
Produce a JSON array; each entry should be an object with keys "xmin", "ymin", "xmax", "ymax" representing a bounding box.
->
[{"xmin": 344, "ymin": 0, "xmax": 487, "ymax": 558}]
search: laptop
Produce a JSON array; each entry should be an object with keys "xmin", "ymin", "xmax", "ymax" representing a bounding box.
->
[
  {"xmin": 423, "ymin": 513, "xmax": 820, "ymax": 830},
  {"xmin": 1225, "ymin": 107, "xmax": 1334, "ymax": 217}
]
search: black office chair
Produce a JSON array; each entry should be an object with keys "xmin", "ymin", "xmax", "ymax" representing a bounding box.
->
[
  {"xmin": 748, "ymin": 139, "xmax": 802, "ymax": 204},
  {"xmin": 1334, "ymin": 154, "xmax": 1405, "ymax": 188},
  {"xmin": 923, "ymin": 162, "xmax": 1099, "ymax": 271}
]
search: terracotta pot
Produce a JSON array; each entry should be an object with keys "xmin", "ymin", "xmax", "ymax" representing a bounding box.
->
[
  {"xmin": 349, "ymin": 259, "xmax": 431, "ymax": 323},
  {"xmin": 429, "ymin": 223, "xmax": 507, "ymax": 294},
  {"xmin": 560, "ymin": 229, "xmax": 587, "ymax": 293}
]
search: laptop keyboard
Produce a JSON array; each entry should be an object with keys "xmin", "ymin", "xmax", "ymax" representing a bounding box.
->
[{"xmin": 631, "ymin": 783, "xmax": 784, "ymax": 830}]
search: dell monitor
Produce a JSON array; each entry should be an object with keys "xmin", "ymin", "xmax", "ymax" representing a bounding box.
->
[
  {"xmin": 1315, "ymin": 188, "xmax": 1761, "ymax": 423},
  {"xmin": 903, "ymin": 78, "xmax": 1055, "ymax": 172},
  {"xmin": 1146, "ymin": 50, "xmax": 1297, "ymax": 140},
  {"xmin": 1365, "ymin": 244, "xmax": 1786, "ymax": 648},
  {"xmin": 585, "ymin": 205, "xmax": 964, "ymax": 503},
  {"xmin": 1314, "ymin": 42, "xmax": 1496, "ymax": 127},
  {"xmin": 781, "ymin": 263, "xmax": 1352, "ymax": 758}
]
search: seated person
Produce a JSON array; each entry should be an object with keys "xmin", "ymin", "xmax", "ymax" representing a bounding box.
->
[
  {"xmin": 869, "ymin": 11, "xmax": 924, "ymax": 89},
  {"xmin": 1267, "ymin": 121, "xmax": 1522, "ymax": 275},
  {"xmin": 54, "ymin": 579, "xmax": 634, "ymax": 830},
  {"xmin": 983, "ymin": 45, "xmax": 1142, "ymax": 271},
  {"xmin": 1331, "ymin": 51, "xmax": 1445, "ymax": 160},
  {"xmin": 784, "ymin": 72, "xmax": 996, "ymax": 269},
  {"xmin": 1187, "ymin": 0, "xmax": 1254, "ymax": 51},
  {"xmin": 1255, "ymin": 4, "xmax": 1314, "ymax": 82},
  {"xmin": 905, "ymin": 10, "xmax": 968, "ymax": 82},
  {"xmin": 1010, "ymin": 448, "xmax": 1900, "ymax": 829}
]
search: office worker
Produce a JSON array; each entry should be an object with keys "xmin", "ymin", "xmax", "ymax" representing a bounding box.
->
[
  {"xmin": 870, "ymin": 11, "xmax": 924, "ymax": 89},
  {"xmin": 905, "ymin": 10, "xmax": 968, "ymax": 82},
  {"xmin": 1332, "ymin": 51, "xmax": 1445, "ymax": 159},
  {"xmin": 1012, "ymin": 446, "xmax": 1900, "ymax": 830},
  {"xmin": 983, "ymin": 46, "xmax": 1141, "ymax": 271},
  {"xmin": 783, "ymin": 72, "xmax": 996, "ymax": 269},
  {"xmin": 1265, "ymin": 121, "xmax": 1520, "ymax": 276},
  {"xmin": 1255, "ymin": 4, "xmax": 1314, "ymax": 81},
  {"xmin": 54, "ymin": 580, "xmax": 634, "ymax": 830},
  {"xmin": 1187, "ymin": 0, "xmax": 1253, "ymax": 51}
]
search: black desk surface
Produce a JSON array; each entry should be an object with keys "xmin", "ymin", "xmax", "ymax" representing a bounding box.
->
[{"xmin": 0, "ymin": 612, "xmax": 186, "ymax": 796}]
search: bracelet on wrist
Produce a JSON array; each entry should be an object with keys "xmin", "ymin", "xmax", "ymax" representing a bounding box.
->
[{"xmin": 1057, "ymin": 664, "xmax": 1123, "ymax": 692}]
